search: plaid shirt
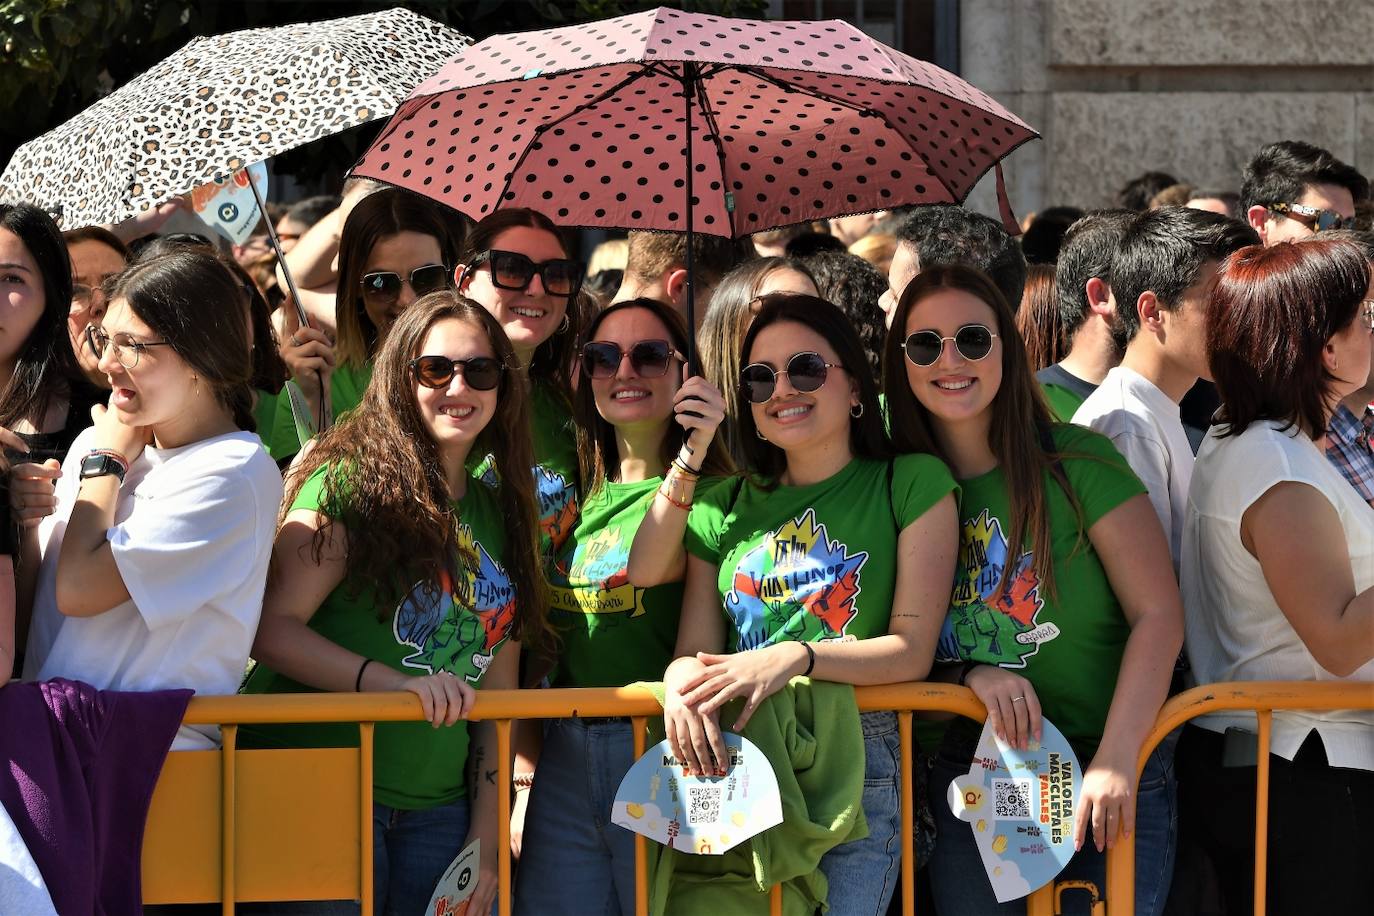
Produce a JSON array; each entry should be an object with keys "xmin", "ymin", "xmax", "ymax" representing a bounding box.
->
[{"xmin": 1325, "ymin": 403, "xmax": 1374, "ymax": 508}]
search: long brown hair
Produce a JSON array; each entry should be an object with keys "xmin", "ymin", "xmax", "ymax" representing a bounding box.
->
[
  {"xmin": 0, "ymin": 203, "xmax": 90, "ymax": 430},
  {"xmin": 284, "ymin": 292, "xmax": 549, "ymax": 648},
  {"xmin": 335, "ymin": 187, "xmax": 460, "ymax": 369},
  {"xmin": 883, "ymin": 264, "xmax": 1080, "ymax": 600},
  {"xmin": 573, "ymin": 298, "xmax": 733, "ymax": 495}
]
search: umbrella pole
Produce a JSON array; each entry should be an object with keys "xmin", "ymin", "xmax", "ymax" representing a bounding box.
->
[
  {"xmin": 245, "ymin": 167, "xmax": 329, "ymax": 433},
  {"xmin": 682, "ymin": 62, "xmax": 698, "ymax": 375}
]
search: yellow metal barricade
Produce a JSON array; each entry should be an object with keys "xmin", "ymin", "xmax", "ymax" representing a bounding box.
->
[
  {"xmin": 1103, "ymin": 681, "xmax": 1374, "ymax": 916},
  {"xmin": 140, "ymin": 680, "xmax": 1371, "ymax": 915}
]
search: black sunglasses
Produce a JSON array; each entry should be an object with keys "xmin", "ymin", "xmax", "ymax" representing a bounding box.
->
[
  {"xmin": 468, "ymin": 249, "xmax": 584, "ymax": 298},
  {"xmin": 740, "ymin": 351, "xmax": 839, "ymax": 404},
  {"xmin": 360, "ymin": 264, "xmax": 450, "ymax": 306},
  {"xmin": 581, "ymin": 339, "xmax": 682, "ymax": 379},
  {"xmin": 1266, "ymin": 201, "xmax": 1356, "ymax": 233},
  {"xmin": 903, "ymin": 324, "xmax": 998, "ymax": 367},
  {"xmin": 409, "ymin": 355, "xmax": 505, "ymax": 391}
]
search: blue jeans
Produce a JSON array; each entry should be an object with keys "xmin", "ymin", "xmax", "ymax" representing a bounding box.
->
[
  {"xmin": 927, "ymin": 742, "xmax": 1177, "ymax": 916},
  {"xmin": 514, "ymin": 717, "xmax": 637, "ymax": 916},
  {"xmin": 244, "ymin": 797, "xmax": 471, "ymax": 916},
  {"xmin": 818, "ymin": 711, "xmax": 902, "ymax": 916}
]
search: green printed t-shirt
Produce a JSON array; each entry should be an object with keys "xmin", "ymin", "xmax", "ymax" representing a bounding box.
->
[
  {"xmin": 934, "ymin": 423, "xmax": 1145, "ymax": 752},
  {"xmin": 264, "ymin": 361, "xmax": 374, "ymax": 461},
  {"xmin": 240, "ymin": 461, "xmax": 517, "ymax": 810},
  {"xmin": 684, "ymin": 454, "xmax": 957, "ymax": 651},
  {"xmin": 548, "ymin": 477, "xmax": 720, "ymax": 688},
  {"xmin": 474, "ymin": 379, "xmax": 581, "ymax": 556}
]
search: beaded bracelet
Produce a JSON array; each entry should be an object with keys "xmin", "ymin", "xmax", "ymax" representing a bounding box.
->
[{"xmin": 657, "ymin": 486, "xmax": 691, "ymax": 511}]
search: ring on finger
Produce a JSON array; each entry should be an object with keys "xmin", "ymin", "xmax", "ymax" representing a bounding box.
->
[{"xmin": 1011, "ymin": 695, "xmax": 1026, "ymax": 703}]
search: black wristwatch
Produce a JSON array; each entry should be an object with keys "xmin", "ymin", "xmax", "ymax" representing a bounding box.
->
[{"xmin": 79, "ymin": 451, "xmax": 128, "ymax": 484}]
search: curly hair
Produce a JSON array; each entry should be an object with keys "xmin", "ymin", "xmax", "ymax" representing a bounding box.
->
[{"xmin": 283, "ymin": 292, "xmax": 549, "ymax": 649}]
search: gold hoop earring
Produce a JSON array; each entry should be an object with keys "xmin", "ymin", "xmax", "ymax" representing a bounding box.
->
[
  {"xmin": 756, "ymin": 428, "xmax": 767, "ymax": 441},
  {"xmin": 850, "ymin": 403, "xmax": 864, "ymax": 419}
]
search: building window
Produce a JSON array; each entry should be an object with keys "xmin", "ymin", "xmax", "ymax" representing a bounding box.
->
[{"xmin": 773, "ymin": 0, "xmax": 958, "ymax": 72}]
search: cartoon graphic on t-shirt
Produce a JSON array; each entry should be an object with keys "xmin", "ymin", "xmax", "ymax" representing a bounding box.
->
[
  {"xmin": 534, "ymin": 464, "xmax": 579, "ymax": 553},
  {"xmin": 937, "ymin": 509, "xmax": 1059, "ymax": 667},
  {"xmin": 475, "ymin": 457, "xmax": 578, "ymax": 553},
  {"xmin": 549, "ymin": 526, "xmax": 645, "ymax": 618},
  {"xmin": 393, "ymin": 523, "xmax": 517, "ymax": 683},
  {"xmin": 724, "ymin": 508, "xmax": 867, "ymax": 651}
]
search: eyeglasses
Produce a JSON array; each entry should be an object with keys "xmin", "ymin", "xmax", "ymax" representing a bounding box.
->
[
  {"xmin": 85, "ymin": 325, "xmax": 172, "ymax": 369},
  {"xmin": 468, "ymin": 249, "xmax": 584, "ymax": 298},
  {"xmin": 580, "ymin": 339, "xmax": 682, "ymax": 379},
  {"xmin": 903, "ymin": 324, "xmax": 998, "ymax": 367},
  {"xmin": 71, "ymin": 283, "xmax": 97, "ymax": 305},
  {"xmin": 409, "ymin": 354, "xmax": 505, "ymax": 391},
  {"xmin": 740, "ymin": 351, "xmax": 840, "ymax": 404},
  {"xmin": 1266, "ymin": 202, "xmax": 1356, "ymax": 233},
  {"xmin": 360, "ymin": 264, "xmax": 450, "ymax": 307}
]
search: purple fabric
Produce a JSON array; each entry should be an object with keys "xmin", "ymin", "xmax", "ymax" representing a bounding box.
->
[{"xmin": 0, "ymin": 678, "xmax": 191, "ymax": 916}]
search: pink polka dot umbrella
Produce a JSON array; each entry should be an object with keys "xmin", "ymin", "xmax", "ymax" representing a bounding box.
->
[{"xmin": 352, "ymin": 6, "xmax": 1038, "ymax": 334}]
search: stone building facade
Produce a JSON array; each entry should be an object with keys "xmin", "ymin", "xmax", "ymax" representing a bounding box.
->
[{"xmin": 959, "ymin": 0, "xmax": 1374, "ymax": 217}]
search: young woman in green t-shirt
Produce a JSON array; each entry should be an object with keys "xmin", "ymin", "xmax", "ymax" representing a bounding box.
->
[
  {"xmin": 244, "ymin": 293, "xmax": 548, "ymax": 916},
  {"xmin": 457, "ymin": 208, "xmax": 588, "ymax": 555},
  {"xmin": 274, "ymin": 187, "xmax": 460, "ymax": 460},
  {"xmin": 513, "ymin": 297, "xmax": 732, "ymax": 916},
  {"xmin": 628, "ymin": 294, "xmax": 960, "ymax": 916},
  {"xmin": 882, "ymin": 264, "xmax": 1184, "ymax": 916}
]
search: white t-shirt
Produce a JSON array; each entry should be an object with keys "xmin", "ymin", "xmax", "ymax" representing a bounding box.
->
[
  {"xmin": 25, "ymin": 427, "xmax": 283, "ymax": 750},
  {"xmin": 1182, "ymin": 420, "xmax": 1374, "ymax": 770},
  {"xmin": 1073, "ymin": 366, "xmax": 1193, "ymax": 571}
]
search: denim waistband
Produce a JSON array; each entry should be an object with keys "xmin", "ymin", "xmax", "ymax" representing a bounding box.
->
[{"xmin": 859, "ymin": 709, "xmax": 899, "ymax": 738}]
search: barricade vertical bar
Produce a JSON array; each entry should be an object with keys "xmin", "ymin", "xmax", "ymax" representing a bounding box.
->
[
  {"xmin": 497, "ymin": 719, "xmax": 514, "ymax": 916},
  {"xmin": 360, "ymin": 722, "xmax": 375, "ymax": 916},
  {"xmin": 1253, "ymin": 711, "xmax": 1272, "ymax": 916},
  {"xmin": 221, "ymin": 724, "xmax": 238, "ymax": 916},
  {"xmin": 632, "ymin": 716, "xmax": 649, "ymax": 916},
  {"xmin": 899, "ymin": 712, "xmax": 915, "ymax": 916}
]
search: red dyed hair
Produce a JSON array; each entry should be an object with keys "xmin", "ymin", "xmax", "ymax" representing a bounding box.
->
[{"xmin": 1208, "ymin": 239, "xmax": 1370, "ymax": 439}]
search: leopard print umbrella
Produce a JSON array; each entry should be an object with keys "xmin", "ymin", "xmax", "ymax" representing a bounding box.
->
[{"xmin": 0, "ymin": 7, "xmax": 470, "ymax": 229}]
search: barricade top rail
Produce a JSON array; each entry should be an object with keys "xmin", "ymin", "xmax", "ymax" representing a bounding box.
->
[{"xmin": 181, "ymin": 682, "xmax": 991, "ymax": 725}]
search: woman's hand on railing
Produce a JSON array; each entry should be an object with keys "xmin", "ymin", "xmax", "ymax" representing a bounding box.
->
[
  {"xmin": 1076, "ymin": 749, "xmax": 1136, "ymax": 854},
  {"xmin": 683, "ymin": 643, "xmax": 809, "ymax": 731},
  {"xmin": 664, "ymin": 656, "xmax": 728, "ymax": 777},
  {"xmin": 963, "ymin": 664, "xmax": 1042, "ymax": 751},
  {"xmin": 390, "ymin": 669, "xmax": 474, "ymax": 728}
]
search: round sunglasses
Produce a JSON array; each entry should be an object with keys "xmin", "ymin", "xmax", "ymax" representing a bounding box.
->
[
  {"xmin": 580, "ymin": 339, "xmax": 682, "ymax": 379},
  {"xmin": 467, "ymin": 249, "xmax": 584, "ymax": 298},
  {"xmin": 409, "ymin": 355, "xmax": 505, "ymax": 391},
  {"xmin": 740, "ymin": 351, "xmax": 839, "ymax": 404},
  {"xmin": 903, "ymin": 324, "xmax": 998, "ymax": 367},
  {"xmin": 360, "ymin": 264, "xmax": 450, "ymax": 307}
]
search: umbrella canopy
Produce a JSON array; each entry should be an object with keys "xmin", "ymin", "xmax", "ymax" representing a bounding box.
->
[
  {"xmin": 350, "ymin": 6, "xmax": 1037, "ymax": 237},
  {"xmin": 0, "ymin": 7, "xmax": 470, "ymax": 228}
]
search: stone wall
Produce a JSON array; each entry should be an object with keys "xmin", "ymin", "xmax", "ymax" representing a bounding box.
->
[{"xmin": 959, "ymin": 0, "xmax": 1374, "ymax": 219}]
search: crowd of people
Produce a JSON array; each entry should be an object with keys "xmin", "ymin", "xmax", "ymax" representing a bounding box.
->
[{"xmin": 0, "ymin": 134, "xmax": 1369, "ymax": 916}]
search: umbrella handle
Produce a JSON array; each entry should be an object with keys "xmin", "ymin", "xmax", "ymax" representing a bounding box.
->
[{"xmin": 244, "ymin": 168, "xmax": 329, "ymax": 433}]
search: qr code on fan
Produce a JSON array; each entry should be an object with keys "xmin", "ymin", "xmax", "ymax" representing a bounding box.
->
[
  {"xmin": 687, "ymin": 786, "xmax": 722, "ymax": 825},
  {"xmin": 992, "ymin": 778, "xmax": 1033, "ymax": 819}
]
